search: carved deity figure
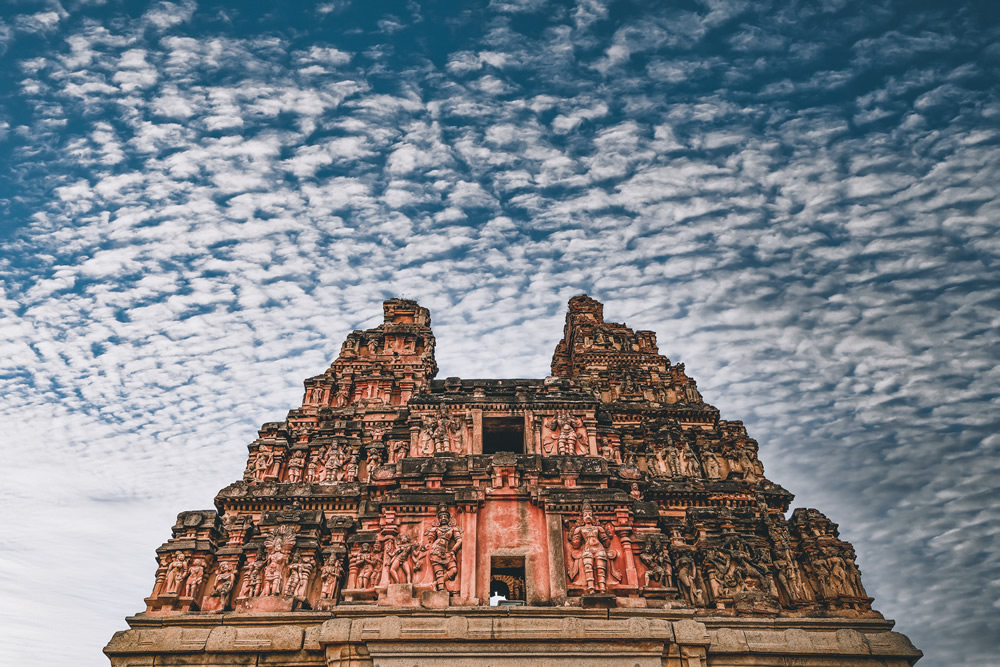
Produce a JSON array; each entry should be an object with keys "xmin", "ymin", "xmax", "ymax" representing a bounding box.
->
[
  {"xmin": 421, "ymin": 410, "xmax": 462, "ymax": 454},
  {"xmin": 567, "ymin": 502, "xmax": 618, "ymax": 594},
  {"xmin": 261, "ymin": 549, "xmax": 288, "ymax": 596},
  {"xmin": 286, "ymin": 450, "xmax": 306, "ymax": 482},
  {"xmin": 702, "ymin": 451, "xmax": 722, "ymax": 479},
  {"xmin": 545, "ymin": 412, "xmax": 587, "ymax": 455},
  {"xmin": 423, "ymin": 505, "xmax": 463, "ymax": 591},
  {"xmin": 163, "ymin": 553, "xmax": 187, "ymax": 594},
  {"xmin": 182, "ymin": 557, "xmax": 206, "ymax": 597},
  {"xmin": 284, "ymin": 553, "xmax": 313, "ymax": 598},
  {"xmin": 353, "ymin": 543, "xmax": 381, "ymax": 590},
  {"xmin": 674, "ymin": 552, "xmax": 703, "ymax": 606},
  {"xmin": 387, "ymin": 533, "xmax": 420, "ymax": 584},
  {"xmin": 599, "ymin": 436, "xmax": 622, "ymax": 464},
  {"xmin": 254, "ymin": 448, "xmax": 274, "ymax": 481},
  {"xmin": 320, "ymin": 556, "xmax": 344, "ymax": 600},
  {"xmin": 240, "ymin": 549, "xmax": 266, "ymax": 597},
  {"xmin": 679, "ymin": 441, "xmax": 702, "ymax": 477},
  {"xmin": 343, "ymin": 455, "xmax": 360, "ymax": 482},
  {"xmin": 390, "ymin": 440, "xmax": 409, "ymax": 464},
  {"xmin": 210, "ymin": 562, "xmax": 237, "ymax": 606},
  {"xmin": 639, "ymin": 537, "xmax": 673, "ymax": 588}
]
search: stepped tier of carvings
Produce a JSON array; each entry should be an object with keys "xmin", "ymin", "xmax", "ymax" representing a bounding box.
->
[{"xmin": 139, "ymin": 296, "xmax": 879, "ymax": 620}]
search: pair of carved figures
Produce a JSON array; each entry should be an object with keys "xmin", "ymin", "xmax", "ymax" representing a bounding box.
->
[
  {"xmin": 545, "ymin": 412, "xmax": 588, "ymax": 455},
  {"xmin": 566, "ymin": 502, "xmax": 620, "ymax": 594},
  {"xmin": 161, "ymin": 553, "xmax": 207, "ymax": 598},
  {"xmin": 649, "ymin": 436, "xmax": 702, "ymax": 478},
  {"xmin": 351, "ymin": 506, "xmax": 463, "ymax": 593},
  {"xmin": 307, "ymin": 445, "xmax": 358, "ymax": 483}
]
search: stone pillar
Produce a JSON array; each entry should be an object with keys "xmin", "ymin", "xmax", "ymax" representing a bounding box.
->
[
  {"xmin": 546, "ymin": 511, "xmax": 567, "ymax": 604},
  {"xmin": 471, "ymin": 409, "xmax": 483, "ymax": 455},
  {"xmin": 460, "ymin": 508, "xmax": 477, "ymax": 604}
]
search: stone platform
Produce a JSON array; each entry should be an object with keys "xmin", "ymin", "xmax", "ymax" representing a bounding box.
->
[{"xmin": 104, "ymin": 607, "xmax": 921, "ymax": 666}]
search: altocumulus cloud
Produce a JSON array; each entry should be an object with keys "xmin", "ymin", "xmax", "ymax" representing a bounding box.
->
[{"xmin": 0, "ymin": 1, "xmax": 998, "ymax": 665}]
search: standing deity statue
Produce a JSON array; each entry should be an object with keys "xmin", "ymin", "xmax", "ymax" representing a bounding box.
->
[
  {"xmin": 261, "ymin": 549, "xmax": 288, "ymax": 596},
  {"xmin": 421, "ymin": 410, "xmax": 462, "ymax": 454},
  {"xmin": 423, "ymin": 505, "xmax": 463, "ymax": 592},
  {"xmin": 320, "ymin": 556, "xmax": 344, "ymax": 600},
  {"xmin": 182, "ymin": 557, "xmax": 206, "ymax": 597},
  {"xmin": 674, "ymin": 552, "xmax": 703, "ymax": 607},
  {"xmin": 210, "ymin": 561, "xmax": 237, "ymax": 606},
  {"xmin": 343, "ymin": 455, "xmax": 360, "ymax": 482},
  {"xmin": 387, "ymin": 533, "xmax": 420, "ymax": 584},
  {"xmin": 253, "ymin": 448, "xmax": 273, "ymax": 481},
  {"xmin": 679, "ymin": 440, "xmax": 703, "ymax": 477},
  {"xmin": 545, "ymin": 412, "xmax": 587, "ymax": 455},
  {"xmin": 390, "ymin": 440, "xmax": 409, "ymax": 464},
  {"xmin": 567, "ymin": 502, "xmax": 618, "ymax": 594},
  {"xmin": 286, "ymin": 450, "xmax": 306, "ymax": 482},
  {"xmin": 353, "ymin": 543, "xmax": 382, "ymax": 590},
  {"xmin": 240, "ymin": 548, "xmax": 266, "ymax": 597},
  {"xmin": 284, "ymin": 553, "xmax": 313, "ymax": 598},
  {"xmin": 163, "ymin": 553, "xmax": 188, "ymax": 594},
  {"xmin": 702, "ymin": 451, "xmax": 722, "ymax": 479}
]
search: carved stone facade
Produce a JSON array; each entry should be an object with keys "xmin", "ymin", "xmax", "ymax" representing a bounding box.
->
[{"xmin": 107, "ymin": 296, "xmax": 920, "ymax": 666}]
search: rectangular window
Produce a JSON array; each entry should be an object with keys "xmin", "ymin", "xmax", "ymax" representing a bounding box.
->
[
  {"xmin": 482, "ymin": 417, "xmax": 524, "ymax": 455},
  {"xmin": 490, "ymin": 555, "xmax": 525, "ymax": 605}
]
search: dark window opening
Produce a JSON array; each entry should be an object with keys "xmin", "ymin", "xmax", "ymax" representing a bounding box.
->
[
  {"xmin": 483, "ymin": 417, "xmax": 524, "ymax": 455},
  {"xmin": 490, "ymin": 555, "xmax": 525, "ymax": 605}
]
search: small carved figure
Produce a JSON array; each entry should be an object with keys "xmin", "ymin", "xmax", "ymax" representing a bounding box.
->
[
  {"xmin": 163, "ymin": 553, "xmax": 188, "ymax": 594},
  {"xmin": 674, "ymin": 552, "xmax": 701, "ymax": 606},
  {"xmin": 354, "ymin": 543, "xmax": 380, "ymax": 590},
  {"xmin": 240, "ymin": 549, "xmax": 266, "ymax": 597},
  {"xmin": 423, "ymin": 505, "xmax": 463, "ymax": 592},
  {"xmin": 254, "ymin": 448, "xmax": 274, "ymax": 481},
  {"xmin": 286, "ymin": 450, "xmax": 306, "ymax": 482},
  {"xmin": 320, "ymin": 556, "xmax": 344, "ymax": 600},
  {"xmin": 182, "ymin": 557, "xmax": 206, "ymax": 597},
  {"xmin": 639, "ymin": 537, "xmax": 673, "ymax": 588},
  {"xmin": 421, "ymin": 410, "xmax": 463, "ymax": 454},
  {"xmin": 702, "ymin": 451, "xmax": 722, "ymax": 479},
  {"xmin": 210, "ymin": 562, "xmax": 236, "ymax": 606},
  {"xmin": 284, "ymin": 553, "xmax": 313, "ymax": 598},
  {"xmin": 343, "ymin": 455, "xmax": 360, "ymax": 482},
  {"xmin": 679, "ymin": 440, "xmax": 702, "ymax": 477},
  {"xmin": 629, "ymin": 482, "xmax": 642, "ymax": 500},
  {"xmin": 567, "ymin": 501, "xmax": 618, "ymax": 594},
  {"xmin": 545, "ymin": 412, "xmax": 587, "ymax": 455},
  {"xmin": 387, "ymin": 533, "xmax": 419, "ymax": 584},
  {"xmin": 390, "ymin": 440, "xmax": 409, "ymax": 463},
  {"xmin": 262, "ymin": 549, "xmax": 287, "ymax": 596}
]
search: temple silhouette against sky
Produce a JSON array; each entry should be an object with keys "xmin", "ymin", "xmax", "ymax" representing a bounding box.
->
[{"xmin": 106, "ymin": 296, "xmax": 921, "ymax": 666}]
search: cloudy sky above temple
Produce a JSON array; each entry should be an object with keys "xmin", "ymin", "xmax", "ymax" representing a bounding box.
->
[{"xmin": 0, "ymin": 0, "xmax": 997, "ymax": 664}]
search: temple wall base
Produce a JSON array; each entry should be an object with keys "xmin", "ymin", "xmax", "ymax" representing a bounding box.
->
[{"xmin": 105, "ymin": 608, "xmax": 921, "ymax": 667}]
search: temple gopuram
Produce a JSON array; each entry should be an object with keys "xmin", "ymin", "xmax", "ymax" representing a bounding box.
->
[{"xmin": 105, "ymin": 296, "xmax": 921, "ymax": 666}]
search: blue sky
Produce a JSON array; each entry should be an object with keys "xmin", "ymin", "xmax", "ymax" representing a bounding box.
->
[{"xmin": 1, "ymin": 1, "xmax": 998, "ymax": 665}]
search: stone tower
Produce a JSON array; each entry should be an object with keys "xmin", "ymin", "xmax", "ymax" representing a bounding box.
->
[{"xmin": 105, "ymin": 296, "xmax": 921, "ymax": 666}]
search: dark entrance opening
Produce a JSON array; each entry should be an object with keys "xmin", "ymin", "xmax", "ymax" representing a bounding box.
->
[
  {"xmin": 490, "ymin": 555, "xmax": 525, "ymax": 605},
  {"xmin": 483, "ymin": 417, "xmax": 524, "ymax": 455}
]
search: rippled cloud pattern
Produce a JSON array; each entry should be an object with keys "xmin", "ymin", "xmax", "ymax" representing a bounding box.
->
[{"xmin": 1, "ymin": 1, "xmax": 998, "ymax": 665}]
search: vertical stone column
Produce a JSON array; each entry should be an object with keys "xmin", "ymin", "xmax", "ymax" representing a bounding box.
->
[
  {"xmin": 460, "ymin": 508, "xmax": 478, "ymax": 604},
  {"xmin": 546, "ymin": 511, "xmax": 567, "ymax": 604},
  {"xmin": 471, "ymin": 409, "xmax": 483, "ymax": 455}
]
